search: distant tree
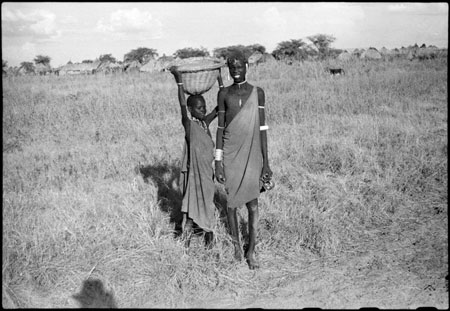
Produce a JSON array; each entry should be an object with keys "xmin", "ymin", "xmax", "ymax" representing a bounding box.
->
[
  {"xmin": 124, "ymin": 47, "xmax": 158, "ymax": 64},
  {"xmin": 34, "ymin": 55, "xmax": 51, "ymax": 65},
  {"xmin": 247, "ymin": 43, "xmax": 266, "ymax": 54},
  {"xmin": 328, "ymin": 48, "xmax": 344, "ymax": 58},
  {"xmin": 307, "ymin": 34, "xmax": 336, "ymax": 59},
  {"xmin": 20, "ymin": 61, "xmax": 35, "ymax": 73},
  {"xmin": 212, "ymin": 47, "xmax": 230, "ymax": 59},
  {"xmin": 212, "ymin": 44, "xmax": 258, "ymax": 60},
  {"xmin": 173, "ymin": 47, "xmax": 210, "ymax": 59},
  {"xmin": 82, "ymin": 59, "xmax": 93, "ymax": 63},
  {"xmin": 99, "ymin": 54, "xmax": 117, "ymax": 63},
  {"xmin": 67, "ymin": 60, "xmax": 73, "ymax": 64},
  {"xmin": 272, "ymin": 39, "xmax": 308, "ymax": 62}
]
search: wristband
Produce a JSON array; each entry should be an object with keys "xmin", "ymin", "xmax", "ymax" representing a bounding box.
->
[{"xmin": 215, "ymin": 149, "xmax": 223, "ymax": 161}]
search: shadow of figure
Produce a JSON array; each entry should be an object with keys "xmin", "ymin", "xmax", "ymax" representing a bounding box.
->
[
  {"xmin": 137, "ymin": 161, "xmax": 184, "ymax": 237},
  {"xmin": 138, "ymin": 160, "xmax": 230, "ymax": 240},
  {"xmin": 72, "ymin": 278, "xmax": 117, "ymax": 308}
]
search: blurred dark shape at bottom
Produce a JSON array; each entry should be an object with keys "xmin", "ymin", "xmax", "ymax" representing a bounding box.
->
[{"xmin": 72, "ymin": 278, "xmax": 117, "ymax": 308}]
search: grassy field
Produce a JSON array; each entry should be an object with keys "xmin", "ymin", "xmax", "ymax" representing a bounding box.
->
[{"xmin": 2, "ymin": 57, "xmax": 448, "ymax": 308}]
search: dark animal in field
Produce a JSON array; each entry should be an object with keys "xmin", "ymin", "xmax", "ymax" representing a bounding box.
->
[{"xmin": 326, "ymin": 68, "xmax": 345, "ymax": 76}]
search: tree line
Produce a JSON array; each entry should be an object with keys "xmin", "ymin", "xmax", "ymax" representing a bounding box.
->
[{"xmin": 3, "ymin": 33, "xmax": 339, "ymax": 74}]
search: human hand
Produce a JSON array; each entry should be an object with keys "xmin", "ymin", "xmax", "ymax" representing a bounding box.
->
[
  {"xmin": 169, "ymin": 66, "xmax": 182, "ymax": 83},
  {"xmin": 260, "ymin": 165, "xmax": 274, "ymax": 191},
  {"xmin": 215, "ymin": 161, "xmax": 226, "ymax": 184},
  {"xmin": 261, "ymin": 165, "xmax": 273, "ymax": 182}
]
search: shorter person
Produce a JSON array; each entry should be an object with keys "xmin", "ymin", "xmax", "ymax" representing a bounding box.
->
[{"xmin": 170, "ymin": 66, "xmax": 222, "ymax": 248}]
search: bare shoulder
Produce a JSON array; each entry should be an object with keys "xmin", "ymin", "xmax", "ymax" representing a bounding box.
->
[{"xmin": 219, "ymin": 86, "xmax": 229, "ymax": 97}]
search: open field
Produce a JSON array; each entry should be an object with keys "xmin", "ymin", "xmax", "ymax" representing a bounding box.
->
[{"xmin": 2, "ymin": 57, "xmax": 448, "ymax": 308}]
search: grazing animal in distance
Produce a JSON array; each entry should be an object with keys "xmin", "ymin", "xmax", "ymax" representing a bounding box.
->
[{"xmin": 326, "ymin": 68, "xmax": 345, "ymax": 76}]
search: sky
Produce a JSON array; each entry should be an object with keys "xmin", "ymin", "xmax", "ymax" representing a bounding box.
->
[{"xmin": 2, "ymin": 2, "xmax": 448, "ymax": 67}]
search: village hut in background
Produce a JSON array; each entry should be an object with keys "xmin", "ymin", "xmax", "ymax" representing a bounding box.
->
[
  {"xmin": 155, "ymin": 55, "xmax": 175, "ymax": 72},
  {"xmin": 35, "ymin": 63, "xmax": 52, "ymax": 76},
  {"xmin": 139, "ymin": 59, "xmax": 158, "ymax": 73},
  {"xmin": 260, "ymin": 53, "xmax": 276, "ymax": 64},
  {"xmin": 96, "ymin": 61, "xmax": 122, "ymax": 74},
  {"xmin": 391, "ymin": 48, "xmax": 400, "ymax": 55},
  {"xmin": 337, "ymin": 50, "xmax": 353, "ymax": 61},
  {"xmin": 123, "ymin": 60, "xmax": 141, "ymax": 73},
  {"xmin": 379, "ymin": 47, "xmax": 390, "ymax": 56},
  {"xmin": 351, "ymin": 48, "xmax": 363, "ymax": 58},
  {"xmin": 399, "ymin": 47, "xmax": 409, "ymax": 55},
  {"xmin": 17, "ymin": 65, "xmax": 34, "ymax": 75},
  {"xmin": 248, "ymin": 51, "xmax": 263, "ymax": 66},
  {"xmin": 412, "ymin": 46, "xmax": 438, "ymax": 60},
  {"xmin": 360, "ymin": 47, "xmax": 382, "ymax": 60},
  {"xmin": 59, "ymin": 61, "xmax": 101, "ymax": 75}
]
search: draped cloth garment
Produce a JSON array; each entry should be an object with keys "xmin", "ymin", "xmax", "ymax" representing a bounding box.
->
[
  {"xmin": 179, "ymin": 119, "xmax": 215, "ymax": 232},
  {"xmin": 223, "ymin": 86, "xmax": 263, "ymax": 208}
]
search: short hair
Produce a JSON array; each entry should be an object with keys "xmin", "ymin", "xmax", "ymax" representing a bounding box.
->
[
  {"xmin": 227, "ymin": 50, "xmax": 248, "ymax": 66},
  {"xmin": 187, "ymin": 94, "xmax": 205, "ymax": 108}
]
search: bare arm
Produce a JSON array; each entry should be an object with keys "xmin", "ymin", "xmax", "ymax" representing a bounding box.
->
[
  {"xmin": 215, "ymin": 88, "xmax": 226, "ymax": 183},
  {"xmin": 204, "ymin": 106, "xmax": 218, "ymax": 126},
  {"xmin": 170, "ymin": 66, "xmax": 190, "ymax": 142},
  {"xmin": 205, "ymin": 69, "xmax": 224, "ymax": 126},
  {"xmin": 258, "ymin": 87, "xmax": 272, "ymax": 179}
]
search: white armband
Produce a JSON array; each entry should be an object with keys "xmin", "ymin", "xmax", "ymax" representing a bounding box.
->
[
  {"xmin": 215, "ymin": 149, "xmax": 223, "ymax": 161},
  {"xmin": 260, "ymin": 125, "xmax": 269, "ymax": 131}
]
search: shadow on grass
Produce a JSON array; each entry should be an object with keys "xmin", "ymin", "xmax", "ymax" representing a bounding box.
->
[
  {"xmin": 72, "ymin": 278, "xmax": 117, "ymax": 308},
  {"xmin": 138, "ymin": 160, "xmax": 229, "ymax": 239},
  {"xmin": 137, "ymin": 161, "xmax": 184, "ymax": 237}
]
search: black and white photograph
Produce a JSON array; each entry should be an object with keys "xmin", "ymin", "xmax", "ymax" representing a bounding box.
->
[{"xmin": 2, "ymin": 2, "xmax": 448, "ymax": 308}]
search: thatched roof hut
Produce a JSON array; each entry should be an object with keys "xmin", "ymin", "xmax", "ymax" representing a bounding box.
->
[
  {"xmin": 96, "ymin": 61, "xmax": 121, "ymax": 74},
  {"xmin": 248, "ymin": 51, "xmax": 263, "ymax": 65},
  {"xmin": 155, "ymin": 56, "xmax": 175, "ymax": 72},
  {"xmin": 35, "ymin": 63, "xmax": 52, "ymax": 75},
  {"xmin": 139, "ymin": 59, "xmax": 158, "ymax": 73},
  {"xmin": 124, "ymin": 60, "xmax": 141, "ymax": 73},
  {"xmin": 59, "ymin": 61, "xmax": 100, "ymax": 75},
  {"xmin": 337, "ymin": 51, "xmax": 353, "ymax": 61},
  {"xmin": 360, "ymin": 48, "xmax": 382, "ymax": 60},
  {"xmin": 379, "ymin": 47, "xmax": 389, "ymax": 55},
  {"xmin": 260, "ymin": 53, "xmax": 276, "ymax": 64}
]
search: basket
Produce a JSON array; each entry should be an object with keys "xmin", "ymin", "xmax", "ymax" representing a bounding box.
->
[{"xmin": 175, "ymin": 58, "xmax": 226, "ymax": 96}]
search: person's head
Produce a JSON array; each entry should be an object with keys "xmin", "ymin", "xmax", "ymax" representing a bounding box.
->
[
  {"xmin": 227, "ymin": 50, "xmax": 248, "ymax": 83},
  {"xmin": 187, "ymin": 95, "xmax": 207, "ymax": 120}
]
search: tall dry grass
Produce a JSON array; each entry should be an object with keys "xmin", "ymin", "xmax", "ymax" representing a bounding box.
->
[{"xmin": 2, "ymin": 57, "xmax": 447, "ymax": 307}]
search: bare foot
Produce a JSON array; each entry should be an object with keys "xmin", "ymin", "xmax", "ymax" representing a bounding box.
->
[
  {"xmin": 204, "ymin": 232, "xmax": 214, "ymax": 250},
  {"xmin": 234, "ymin": 249, "xmax": 243, "ymax": 262},
  {"xmin": 246, "ymin": 253, "xmax": 260, "ymax": 270}
]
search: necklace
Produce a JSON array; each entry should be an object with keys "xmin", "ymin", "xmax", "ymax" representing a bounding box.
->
[
  {"xmin": 191, "ymin": 116, "xmax": 208, "ymax": 133},
  {"xmin": 234, "ymin": 80, "xmax": 247, "ymax": 107}
]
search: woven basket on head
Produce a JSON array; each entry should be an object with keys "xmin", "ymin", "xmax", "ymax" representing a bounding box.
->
[{"xmin": 175, "ymin": 58, "xmax": 226, "ymax": 96}]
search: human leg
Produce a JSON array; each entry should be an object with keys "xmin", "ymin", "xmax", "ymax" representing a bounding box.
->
[
  {"xmin": 204, "ymin": 231, "xmax": 214, "ymax": 249},
  {"xmin": 182, "ymin": 217, "xmax": 194, "ymax": 248},
  {"xmin": 227, "ymin": 207, "xmax": 243, "ymax": 261},
  {"xmin": 245, "ymin": 198, "xmax": 260, "ymax": 269}
]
